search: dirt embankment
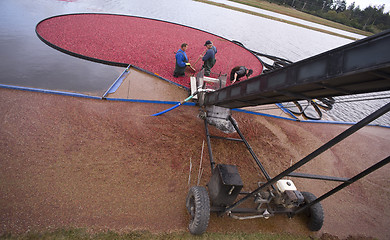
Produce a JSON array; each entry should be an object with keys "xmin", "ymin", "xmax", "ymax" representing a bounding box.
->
[{"xmin": 1, "ymin": 88, "xmax": 389, "ymax": 239}]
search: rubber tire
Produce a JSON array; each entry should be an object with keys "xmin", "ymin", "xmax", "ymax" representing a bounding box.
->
[
  {"xmin": 185, "ymin": 186, "xmax": 210, "ymax": 235},
  {"xmin": 301, "ymin": 192, "xmax": 324, "ymax": 231}
]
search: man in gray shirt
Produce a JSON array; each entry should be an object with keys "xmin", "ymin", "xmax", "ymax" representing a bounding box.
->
[
  {"xmin": 201, "ymin": 40, "xmax": 217, "ymax": 76},
  {"xmin": 230, "ymin": 66, "xmax": 253, "ymax": 84}
]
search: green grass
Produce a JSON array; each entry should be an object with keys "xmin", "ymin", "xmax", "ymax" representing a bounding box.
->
[
  {"xmin": 0, "ymin": 229, "xmax": 314, "ymax": 240},
  {"xmin": 194, "ymin": 0, "xmax": 372, "ymax": 40}
]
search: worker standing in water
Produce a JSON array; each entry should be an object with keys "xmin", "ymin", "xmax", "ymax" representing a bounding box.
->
[
  {"xmin": 230, "ymin": 66, "xmax": 253, "ymax": 84},
  {"xmin": 200, "ymin": 40, "xmax": 217, "ymax": 76},
  {"xmin": 174, "ymin": 43, "xmax": 191, "ymax": 78}
]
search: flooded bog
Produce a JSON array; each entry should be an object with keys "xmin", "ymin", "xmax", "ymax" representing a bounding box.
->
[{"xmin": 35, "ymin": 13, "xmax": 264, "ymax": 89}]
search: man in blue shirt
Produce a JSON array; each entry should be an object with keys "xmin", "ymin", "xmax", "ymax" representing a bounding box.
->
[
  {"xmin": 201, "ymin": 40, "xmax": 217, "ymax": 76},
  {"xmin": 174, "ymin": 43, "xmax": 191, "ymax": 78}
]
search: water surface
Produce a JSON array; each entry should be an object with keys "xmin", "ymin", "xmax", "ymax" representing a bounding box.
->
[{"xmin": 0, "ymin": 0, "xmax": 388, "ymax": 125}]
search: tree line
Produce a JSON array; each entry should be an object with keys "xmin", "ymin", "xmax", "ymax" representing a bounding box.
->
[{"xmin": 267, "ymin": 0, "xmax": 390, "ymax": 33}]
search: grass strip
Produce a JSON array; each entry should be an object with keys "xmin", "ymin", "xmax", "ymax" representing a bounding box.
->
[
  {"xmin": 228, "ymin": 0, "xmax": 371, "ymax": 36},
  {"xmin": 0, "ymin": 228, "xmax": 314, "ymax": 240},
  {"xmin": 194, "ymin": 0, "xmax": 364, "ymax": 40}
]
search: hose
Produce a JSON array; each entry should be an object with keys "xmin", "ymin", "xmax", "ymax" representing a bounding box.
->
[
  {"xmin": 302, "ymin": 100, "xmax": 323, "ymax": 120},
  {"xmin": 231, "ymin": 40, "xmax": 293, "ymax": 72},
  {"xmin": 151, "ymin": 88, "xmax": 216, "ymax": 116},
  {"xmin": 151, "ymin": 89, "xmax": 216, "ymax": 116},
  {"xmin": 151, "ymin": 94, "xmax": 196, "ymax": 116}
]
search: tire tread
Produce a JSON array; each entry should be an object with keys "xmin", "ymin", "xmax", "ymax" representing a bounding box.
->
[
  {"xmin": 302, "ymin": 191, "xmax": 324, "ymax": 231},
  {"xmin": 186, "ymin": 186, "xmax": 210, "ymax": 235}
]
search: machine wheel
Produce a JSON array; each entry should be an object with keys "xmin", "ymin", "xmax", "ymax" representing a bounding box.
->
[
  {"xmin": 301, "ymin": 192, "xmax": 324, "ymax": 231},
  {"xmin": 185, "ymin": 186, "xmax": 210, "ymax": 235}
]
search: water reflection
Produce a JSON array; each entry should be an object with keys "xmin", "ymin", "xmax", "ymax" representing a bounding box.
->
[
  {"xmin": 0, "ymin": 0, "xmax": 351, "ymax": 94},
  {"xmin": 0, "ymin": 0, "xmax": 123, "ymax": 95}
]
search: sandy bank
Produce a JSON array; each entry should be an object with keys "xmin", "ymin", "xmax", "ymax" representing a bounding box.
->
[{"xmin": 0, "ymin": 87, "xmax": 389, "ymax": 239}]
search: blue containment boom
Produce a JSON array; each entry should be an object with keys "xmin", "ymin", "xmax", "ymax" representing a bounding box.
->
[{"xmin": 204, "ymin": 30, "xmax": 390, "ymax": 108}]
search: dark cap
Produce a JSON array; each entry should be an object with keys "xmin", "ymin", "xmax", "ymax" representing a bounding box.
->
[
  {"xmin": 246, "ymin": 69, "xmax": 253, "ymax": 77},
  {"xmin": 204, "ymin": 40, "xmax": 212, "ymax": 46}
]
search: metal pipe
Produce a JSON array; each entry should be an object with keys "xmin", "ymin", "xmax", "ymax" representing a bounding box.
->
[
  {"xmin": 293, "ymin": 155, "xmax": 390, "ymax": 216},
  {"xmin": 223, "ymin": 102, "xmax": 390, "ymax": 215},
  {"xmin": 204, "ymin": 119, "xmax": 216, "ymax": 173},
  {"xmin": 210, "ymin": 135, "xmax": 244, "ymax": 142},
  {"xmin": 287, "ymin": 172, "xmax": 350, "ymax": 182},
  {"xmin": 228, "ymin": 211, "xmax": 272, "ymax": 220},
  {"xmin": 228, "ymin": 115, "xmax": 272, "ymax": 181}
]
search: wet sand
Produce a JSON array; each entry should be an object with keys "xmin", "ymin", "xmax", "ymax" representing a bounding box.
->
[{"xmin": 0, "ymin": 87, "xmax": 389, "ymax": 239}]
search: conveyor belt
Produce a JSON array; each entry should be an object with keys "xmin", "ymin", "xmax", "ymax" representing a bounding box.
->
[{"xmin": 204, "ymin": 30, "xmax": 390, "ymax": 108}]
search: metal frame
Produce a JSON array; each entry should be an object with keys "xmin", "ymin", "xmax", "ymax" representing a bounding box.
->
[
  {"xmin": 204, "ymin": 30, "xmax": 390, "ymax": 108},
  {"xmin": 204, "ymin": 101, "xmax": 390, "ymax": 217}
]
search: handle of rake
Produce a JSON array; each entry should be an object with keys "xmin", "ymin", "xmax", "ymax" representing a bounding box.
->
[
  {"xmin": 194, "ymin": 49, "xmax": 207, "ymax": 67},
  {"xmin": 189, "ymin": 65, "xmax": 196, "ymax": 72}
]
